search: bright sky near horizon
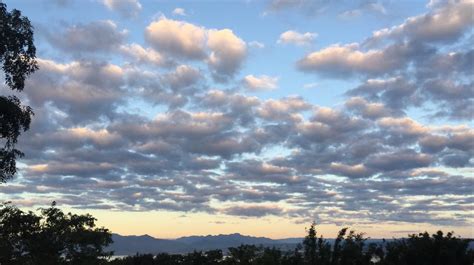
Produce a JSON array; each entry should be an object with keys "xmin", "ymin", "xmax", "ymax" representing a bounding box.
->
[{"xmin": 1, "ymin": 0, "xmax": 473, "ymax": 239}]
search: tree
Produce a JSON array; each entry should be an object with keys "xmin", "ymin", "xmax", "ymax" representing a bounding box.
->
[
  {"xmin": 0, "ymin": 2, "xmax": 38, "ymax": 182},
  {"xmin": 303, "ymin": 222, "xmax": 331, "ymax": 265},
  {"xmin": 383, "ymin": 231, "xmax": 474, "ymax": 265},
  {"xmin": 225, "ymin": 245, "xmax": 259, "ymax": 265},
  {"xmin": 331, "ymin": 227, "xmax": 347, "ymax": 265},
  {"xmin": 337, "ymin": 230, "xmax": 369, "ymax": 265},
  {"xmin": 204, "ymin": 249, "xmax": 224, "ymax": 265},
  {"xmin": 0, "ymin": 202, "xmax": 113, "ymax": 265},
  {"xmin": 256, "ymin": 247, "xmax": 282, "ymax": 265},
  {"xmin": 303, "ymin": 223, "xmax": 317, "ymax": 265},
  {"xmin": 282, "ymin": 245, "xmax": 303, "ymax": 265},
  {"xmin": 0, "ymin": 202, "xmax": 40, "ymax": 265}
]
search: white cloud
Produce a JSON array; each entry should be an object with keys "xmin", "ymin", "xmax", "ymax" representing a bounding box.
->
[
  {"xmin": 249, "ymin": 41, "xmax": 265, "ymax": 49},
  {"xmin": 207, "ymin": 29, "xmax": 247, "ymax": 80},
  {"xmin": 145, "ymin": 18, "xmax": 247, "ymax": 80},
  {"xmin": 145, "ymin": 17, "xmax": 207, "ymax": 59},
  {"xmin": 102, "ymin": 0, "xmax": 142, "ymax": 18},
  {"xmin": 164, "ymin": 65, "xmax": 201, "ymax": 89},
  {"xmin": 278, "ymin": 30, "xmax": 317, "ymax": 46},
  {"xmin": 243, "ymin": 75, "xmax": 279, "ymax": 91},
  {"xmin": 297, "ymin": 43, "xmax": 411, "ymax": 76},
  {"xmin": 44, "ymin": 20, "xmax": 127, "ymax": 53},
  {"xmin": 303, "ymin": 82, "xmax": 318, "ymax": 89},
  {"xmin": 368, "ymin": 0, "xmax": 473, "ymax": 44},
  {"xmin": 338, "ymin": 9, "xmax": 363, "ymax": 19},
  {"xmin": 172, "ymin": 7, "xmax": 187, "ymax": 16},
  {"xmin": 119, "ymin": 43, "xmax": 165, "ymax": 66}
]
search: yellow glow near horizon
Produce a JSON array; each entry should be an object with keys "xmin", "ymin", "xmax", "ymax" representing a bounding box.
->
[{"xmin": 53, "ymin": 208, "xmax": 474, "ymax": 239}]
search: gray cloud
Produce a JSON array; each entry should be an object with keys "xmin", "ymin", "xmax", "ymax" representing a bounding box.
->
[
  {"xmin": 102, "ymin": 0, "xmax": 142, "ymax": 18},
  {"xmin": 366, "ymin": 0, "xmax": 474, "ymax": 45},
  {"xmin": 222, "ymin": 205, "xmax": 283, "ymax": 217},
  {"xmin": 2, "ymin": 1, "xmax": 472, "ymax": 227},
  {"xmin": 267, "ymin": 0, "xmax": 388, "ymax": 17},
  {"xmin": 43, "ymin": 20, "xmax": 127, "ymax": 54},
  {"xmin": 297, "ymin": 0, "xmax": 473, "ymax": 122},
  {"xmin": 297, "ymin": 41, "xmax": 433, "ymax": 77},
  {"xmin": 26, "ymin": 59, "xmax": 126, "ymax": 123},
  {"xmin": 145, "ymin": 18, "xmax": 247, "ymax": 82}
]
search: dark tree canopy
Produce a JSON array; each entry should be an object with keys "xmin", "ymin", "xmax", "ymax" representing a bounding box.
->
[
  {"xmin": 0, "ymin": 202, "xmax": 113, "ymax": 265},
  {"xmin": 108, "ymin": 224, "xmax": 474, "ymax": 265},
  {"xmin": 384, "ymin": 231, "xmax": 474, "ymax": 265},
  {"xmin": 0, "ymin": 2, "xmax": 38, "ymax": 182}
]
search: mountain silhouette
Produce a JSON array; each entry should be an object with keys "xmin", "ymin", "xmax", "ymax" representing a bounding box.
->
[{"xmin": 109, "ymin": 233, "xmax": 302, "ymax": 255}]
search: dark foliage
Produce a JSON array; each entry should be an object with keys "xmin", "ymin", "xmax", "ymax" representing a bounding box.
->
[
  {"xmin": 108, "ymin": 225, "xmax": 473, "ymax": 265},
  {"xmin": 0, "ymin": 202, "xmax": 113, "ymax": 265},
  {"xmin": 0, "ymin": 203, "xmax": 472, "ymax": 265},
  {"xmin": 383, "ymin": 231, "xmax": 474, "ymax": 265},
  {"xmin": 0, "ymin": 2, "xmax": 38, "ymax": 182}
]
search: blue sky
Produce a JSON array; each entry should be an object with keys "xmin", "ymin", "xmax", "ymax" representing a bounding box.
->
[{"xmin": 1, "ymin": 0, "xmax": 473, "ymax": 238}]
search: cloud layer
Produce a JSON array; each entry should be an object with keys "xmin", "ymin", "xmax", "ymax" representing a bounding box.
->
[
  {"xmin": 1, "ymin": 0, "xmax": 472, "ymax": 230},
  {"xmin": 145, "ymin": 17, "xmax": 247, "ymax": 81}
]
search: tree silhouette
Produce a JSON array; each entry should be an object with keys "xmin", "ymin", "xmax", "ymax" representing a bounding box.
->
[
  {"xmin": 302, "ymin": 223, "xmax": 332, "ymax": 265},
  {"xmin": 282, "ymin": 245, "xmax": 303, "ymax": 265},
  {"xmin": 256, "ymin": 247, "xmax": 282, "ymax": 265},
  {"xmin": 225, "ymin": 245, "xmax": 259, "ymax": 265},
  {"xmin": 303, "ymin": 223, "xmax": 317, "ymax": 265},
  {"xmin": 106, "ymin": 226, "xmax": 474, "ymax": 265},
  {"xmin": 337, "ymin": 229, "xmax": 369, "ymax": 265},
  {"xmin": 0, "ymin": 2, "xmax": 38, "ymax": 182},
  {"xmin": 0, "ymin": 202, "xmax": 112, "ymax": 265},
  {"xmin": 383, "ymin": 231, "xmax": 474, "ymax": 265}
]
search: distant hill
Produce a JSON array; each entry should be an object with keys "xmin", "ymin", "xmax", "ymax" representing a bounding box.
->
[
  {"xmin": 108, "ymin": 233, "xmax": 474, "ymax": 256},
  {"xmin": 109, "ymin": 233, "xmax": 302, "ymax": 255},
  {"xmin": 110, "ymin": 234, "xmax": 190, "ymax": 255}
]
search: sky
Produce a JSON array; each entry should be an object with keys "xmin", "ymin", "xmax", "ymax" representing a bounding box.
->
[{"xmin": 0, "ymin": 0, "xmax": 473, "ymax": 239}]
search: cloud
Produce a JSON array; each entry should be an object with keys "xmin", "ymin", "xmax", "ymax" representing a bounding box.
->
[
  {"xmin": 346, "ymin": 76, "xmax": 418, "ymax": 109},
  {"xmin": 367, "ymin": 0, "xmax": 474, "ymax": 44},
  {"xmin": 172, "ymin": 7, "xmax": 187, "ymax": 16},
  {"xmin": 2, "ymin": 1, "xmax": 472, "ymax": 228},
  {"xmin": 226, "ymin": 160, "xmax": 303, "ymax": 184},
  {"xmin": 145, "ymin": 17, "xmax": 247, "ymax": 81},
  {"xmin": 257, "ymin": 96, "xmax": 311, "ymax": 122},
  {"xmin": 102, "ymin": 0, "xmax": 142, "ymax": 18},
  {"xmin": 329, "ymin": 162, "xmax": 371, "ymax": 178},
  {"xmin": 27, "ymin": 161, "xmax": 121, "ymax": 178},
  {"xmin": 119, "ymin": 43, "xmax": 167, "ymax": 66},
  {"xmin": 242, "ymin": 75, "xmax": 279, "ymax": 91},
  {"xmin": 145, "ymin": 17, "xmax": 207, "ymax": 60},
  {"xmin": 267, "ymin": 0, "xmax": 335, "ymax": 16},
  {"xmin": 222, "ymin": 205, "xmax": 283, "ymax": 217},
  {"xmin": 43, "ymin": 20, "xmax": 127, "ymax": 53},
  {"xmin": 10, "ymin": 78, "xmax": 474, "ymax": 224},
  {"xmin": 297, "ymin": 1, "xmax": 473, "ymax": 122},
  {"xmin": 422, "ymin": 79, "xmax": 474, "ymax": 120},
  {"xmin": 268, "ymin": 0, "xmax": 388, "ymax": 17},
  {"xmin": 346, "ymin": 74, "xmax": 473, "ymax": 121},
  {"xmin": 248, "ymin": 41, "xmax": 265, "ymax": 49},
  {"xmin": 26, "ymin": 59, "xmax": 126, "ymax": 123},
  {"xmin": 338, "ymin": 2, "xmax": 386, "ymax": 19},
  {"xmin": 303, "ymin": 82, "xmax": 318, "ymax": 89},
  {"xmin": 345, "ymin": 97, "xmax": 396, "ymax": 119},
  {"xmin": 365, "ymin": 150, "xmax": 432, "ymax": 171},
  {"xmin": 278, "ymin": 30, "xmax": 317, "ymax": 46},
  {"xmin": 297, "ymin": 42, "xmax": 425, "ymax": 77},
  {"xmin": 207, "ymin": 29, "xmax": 247, "ymax": 81},
  {"xmin": 163, "ymin": 65, "xmax": 201, "ymax": 90},
  {"xmin": 48, "ymin": 0, "xmax": 73, "ymax": 8}
]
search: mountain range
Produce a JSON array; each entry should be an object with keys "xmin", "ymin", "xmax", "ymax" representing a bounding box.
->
[
  {"xmin": 108, "ymin": 233, "xmax": 474, "ymax": 256},
  {"xmin": 109, "ymin": 233, "xmax": 302, "ymax": 255}
]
